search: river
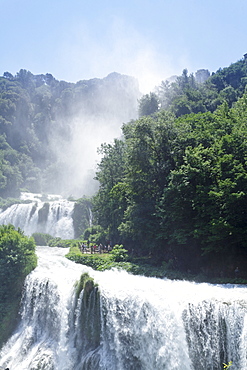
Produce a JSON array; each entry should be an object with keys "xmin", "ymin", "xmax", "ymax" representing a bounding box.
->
[{"xmin": 0, "ymin": 246, "xmax": 247, "ymax": 369}]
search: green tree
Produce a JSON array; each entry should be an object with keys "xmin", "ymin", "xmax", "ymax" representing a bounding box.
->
[
  {"xmin": 138, "ymin": 92, "xmax": 159, "ymax": 117},
  {"xmin": 93, "ymin": 139, "xmax": 127, "ymax": 244},
  {"xmin": 156, "ymin": 98, "xmax": 247, "ymax": 272},
  {"xmin": 0, "ymin": 224, "xmax": 37, "ymax": 346},
  {"xmin": 93, "ymin": 93, "xmax": 247, "ymax": 274},
  {"xmin": 118, "ymin": 112, "xmax": 178, "ymax": 253},
  {"xmin": 171, "ymin": 96, "xmax": 192, "ymax": 117},
  {"xmin": 72, "ymin": 197, "xmax": 93, "ymax": 238}
]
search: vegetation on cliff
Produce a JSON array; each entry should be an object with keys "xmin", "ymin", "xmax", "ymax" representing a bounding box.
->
[
  {"xmin": 0, "ymin": 224, "xmax": 37, "ymax": 347},
  {"xmin": 92, "ymin": 87, "xmax": 247, "ymax": 278},
  {"xmin": 66, "ymin": 55, "xmax": 247, "ymax": 279},
  {"xmin": 0, "ymin": 70, "xmax": 139, "ymax": 197},
  {"xmin": 2, "ymin": 56, "xmax": 247, "ymax": 280}
]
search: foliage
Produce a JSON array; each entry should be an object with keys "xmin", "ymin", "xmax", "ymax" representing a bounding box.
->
[
  {"xmin": 109, "ymin": 244, "xmax": 128, "ymax": 262},
  {"xmin": 48, "ymin": 237, "xmax": 78, "ymax": 248},
  {"xmin": 0, "ymin": 196, "xmax": 23, "ymax": 210},
  {"xmin": 155, "ymin": 57, "xmax": 247, "ymax": 118},
  {"xmin": 93, "ymin": 138, "xmax": 127, "ymax": 245},
  {"xmin": 0, "ymin": 57, "xmax": 246, "ymax": 198},
  {"xmin": 0, "ymin": 224, "xmax": 37, "ymax": 284},
  {"xmin": 83, "ymin": 225, "xmax": 108, "ymax": 245},
  {"xmin": 138, "ymin": 92, "xmax": 159, "ymax": 117},
  {"xmin": 72, "ymin": 197, "xmax": 92, "ymax": 238},
  {"xmin": 0, "ymin": 70, "xmax": 140, "ymax": 197},
  {"xmin": 93, "ymin": 91, "xmax": 247, "ymax": 277},
  {"xmin": 2, "ymin": 57, "xmax": 247, "ymax": 278},
  {"xmin": 0, "ymin": 224, "xmax": 37, "ymax": 346},
  {"xmin": 66, "ymin": 246, "xmax": 110, "ymax": 269},
  {"xmin": 31, "ymin": 232, "xmax": 53, "ymax": 246}
]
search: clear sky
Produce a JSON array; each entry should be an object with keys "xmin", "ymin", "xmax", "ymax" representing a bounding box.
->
[{"xmin": 1, "ymin": 0, "xmax": 247, "ymax": 92}]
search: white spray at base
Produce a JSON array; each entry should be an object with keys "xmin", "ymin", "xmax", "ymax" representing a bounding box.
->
[{"xmin": 0, "ymin": 246, "xmax": 247, "ymax": 370}]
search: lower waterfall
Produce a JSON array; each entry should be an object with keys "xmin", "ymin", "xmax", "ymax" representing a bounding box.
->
[{"xmin": 0, "ymin": 246, "xmax": 247, "ymax": 370}]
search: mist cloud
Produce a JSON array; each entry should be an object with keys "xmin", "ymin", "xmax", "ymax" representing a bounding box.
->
[
  {"xmin": 47, "ymin": 71, "xmax": 140, "ymax": 198},
  {"xmin": 49, "ymin": 115, "xmax": 123, "ymax": 197},
  {"xmin": 57, "ymin": 17, "xmax": 185, "ymax": 93},
  {"xmin": 47, "ymin": 16, "xmax": 188, "ymax": 198}
]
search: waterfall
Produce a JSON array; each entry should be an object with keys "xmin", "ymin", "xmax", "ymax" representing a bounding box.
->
[
  {"xmin": 0, "ymin": 246, "xmax": 247, "ymax": 370},
  {"xmin": 0, "ymin": 193, "xmax": 74, "ymax": 239}
]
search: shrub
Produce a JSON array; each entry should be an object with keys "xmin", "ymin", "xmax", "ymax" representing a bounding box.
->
[
  {"xmin": 83, "ymin": 225, "xmax": 108, "ymax": 245},
  {"xmin": 66, "ymin": 248, "xmax": 108, "ymax": 269},
  {"xmin": 32, "ymin": 232, "xmax": 53, "ymax": 246},
  {"xmin": 110, "ymin": 244, "xmax": 128, "ymax": 262},
  {"xmin": 0, "ymin": 224, "xmax": 37, "ymax": 347},
  {"xmin": 48, "ymin": 237, "xmax": 78, "ymax": 248}
]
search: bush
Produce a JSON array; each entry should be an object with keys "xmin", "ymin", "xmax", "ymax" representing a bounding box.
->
[
  {"xmin": 0, "ymin": 197, "xmax": 32, "ymax": 211},
  {"xmin": 110, "ymin": 244, "xmax": 128, "ymax": 262},
  {"xmin": 66, "ymin": 247, "xmax": 109, "ymax": 269},
  {"xmin": 0, "ymin": 224, "xmax": 37, "ymax": 347},
  {"xmin": 48, "ymin": 237, "xmax": 78, "ymax": 248},
  {"xmin": 32, "ymin": 232, "xmax": 53, "ymax": 246},
  {"xmin": 72, "ymin": 197, "xmax": 92, "ymax": 238},
  {"xmin": 83, "ymin": 225, "xmax": 108, "ymax": 245}
]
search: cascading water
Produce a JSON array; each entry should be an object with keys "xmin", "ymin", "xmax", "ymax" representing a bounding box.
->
[
  {"xmin": 0, "ymin": 193, "xmax": 74, "ymax": 239},
  {"xmin": 0, "ymin": 246, "xmax": 247, "ymax": 370},
  {"xmin": 0, "ymin": 247, "xmax": 93, "ymax": 370}
]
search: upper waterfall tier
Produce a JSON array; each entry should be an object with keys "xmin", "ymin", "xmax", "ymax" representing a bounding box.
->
[{"xmin": 0, "ymin": 192, "xmax": 74, "ymax": 239}]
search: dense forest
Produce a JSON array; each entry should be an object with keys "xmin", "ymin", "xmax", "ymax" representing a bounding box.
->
[
  {"xmin": 91, "ymin": 55, "xmax": 247, "ymax": 277},
  {"xmin": 1, "ymin": 55, "xmax": 247, "ymax": 277}
]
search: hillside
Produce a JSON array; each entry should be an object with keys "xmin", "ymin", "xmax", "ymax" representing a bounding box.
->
[
  {"xmin": 91, "ymin": 55, "xmax": 247, "ymax": 278},
  {"xmin": 0, "ymin": 70, "xmax": 140, "ymax": 198},
  {"xmin": 154, "ymin": 55, "xmax": 247, "ymax": 117},
  {"xmin": 1, "ymin": 57, "xmax": 247, "ymax": 199}
]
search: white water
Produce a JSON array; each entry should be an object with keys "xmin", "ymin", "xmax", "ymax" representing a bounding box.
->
[
  {"xmin": 0, "ymin": 193, "xmax": 74, "ymax": 238},
  {"xmin": 0, "ymin": 247, "xmax": 247, "ymax": 369}
]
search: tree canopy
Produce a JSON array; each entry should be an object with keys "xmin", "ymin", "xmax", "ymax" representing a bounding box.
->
[
  {"xmin": 155, "ymin": 57, "xmax": 247, "ymax": 117},
  {"xmin": 0, "ymin": 57, "xmax": 247, "ymax": 198},
  {"xmin": 93, "ymin": 91, "xmax": 247, "ymax": 276}
]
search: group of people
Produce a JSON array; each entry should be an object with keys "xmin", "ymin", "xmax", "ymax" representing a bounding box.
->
[{"xmin": 79, "ymin": 242, "xmax": 112, "ymax": 254}]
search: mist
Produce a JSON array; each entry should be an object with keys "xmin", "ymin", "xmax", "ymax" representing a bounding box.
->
[
  {"xmin": 46, "ymin": 73, "xmax": 140, "ymax": 198},
  {"xmin": 49, "ymin": 115, "xmax": 123, "ymax": 198},
  {"xmin": 57, "ymin": 16, "xmax": 186, "ymax": 95},
  {"xmin": 44, "ymin": 26, "xmax": 181, "ymax": 199}
]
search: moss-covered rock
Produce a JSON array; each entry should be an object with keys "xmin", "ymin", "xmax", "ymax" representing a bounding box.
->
[
  {"xmin": 75, "ymin": 273, "xmax": 98, "ymax": 307},
  {"xmin": 74, "ymin": 273, "xmax": 101, "ymax": 361},
  {"xmin": 38, "ymin": 202, "xmax": 50, "ymax": 224}
]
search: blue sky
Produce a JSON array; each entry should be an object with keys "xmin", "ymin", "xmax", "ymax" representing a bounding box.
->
[{"xmin": 1, "ymin": 0, "xmax": 247, "ymax": 92}]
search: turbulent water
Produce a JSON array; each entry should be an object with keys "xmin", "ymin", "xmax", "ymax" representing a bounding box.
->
[
  {"xmin": 0, "ymin": 193, "xmax": 74, "ymax": 239},
  {"xmin": 0, "ymin": 246, "xmax": 247, "ymax": 370}
]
